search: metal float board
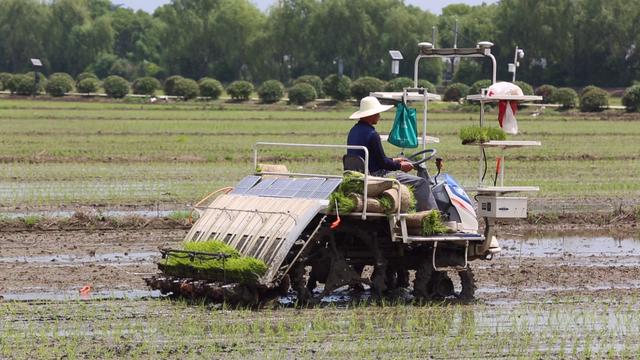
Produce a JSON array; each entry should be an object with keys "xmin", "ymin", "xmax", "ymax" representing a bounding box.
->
[{"xmin": 230, "ymin": 176, "xmax": 261, "ymax": 195}]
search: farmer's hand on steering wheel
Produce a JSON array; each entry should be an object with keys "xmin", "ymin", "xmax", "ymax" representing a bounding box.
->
[
  {"xmin": 406, "ymin": 148, "xmax": 437, "ymax": 167},
  {"xmin": 399, "ymin": 160, "xmax": 414, "ymax": 172}
]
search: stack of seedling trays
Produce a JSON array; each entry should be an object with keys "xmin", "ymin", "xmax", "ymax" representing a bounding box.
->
[
  {"xmin": 329, "ymin": 171, "xmax": 415, "ymax": 214},
  {"xmin": 146, "ymin": 240, "xmax": 270, "ymax": 305},
  {"xmin": 330, "ymin": 171, "xmax": 451, "ymax": 236},
  {"xmin": 158, "ymin": 240, "xmax": 267, "ymax": 283}
]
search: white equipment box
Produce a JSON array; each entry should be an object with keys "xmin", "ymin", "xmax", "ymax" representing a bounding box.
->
[{"xmin": 477, "ymin": 196, "xmax": 528, "ymax": 218}]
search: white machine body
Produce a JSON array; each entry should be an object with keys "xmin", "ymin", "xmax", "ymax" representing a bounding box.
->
[{"xmin": 477, "ymin": 195, "xmax": 528, "ymax": 219}]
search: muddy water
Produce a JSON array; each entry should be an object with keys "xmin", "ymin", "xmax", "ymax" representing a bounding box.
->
[
  {"xmin": 1, "ymin": 289, "xmax": 161, "ymax": 301},
  {"xmin": 2, "ymin": 229, "xmax": 640, "ymax": 303},
  {"xmin": 0, "ymin": 251, "xmax": 159, "ymax": 265},
  {"xmin": 3, "ymin": 229, "xmax": 640, "ymax": 359},
  {"xmin": 1, "ymin": 209, "xmax": 177, "ymax": 219},
  {"xmin": 500, "ymin": 235, "xmax": 640, "ymax": 258}
]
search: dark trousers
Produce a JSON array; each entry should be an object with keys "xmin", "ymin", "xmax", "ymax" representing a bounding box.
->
[{"xmin": 387, "ymin": 172, "xmax": 438, "ymax": 211}]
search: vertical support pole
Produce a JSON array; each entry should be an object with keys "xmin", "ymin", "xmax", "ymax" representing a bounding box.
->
[
  {"xmin": 362, "ymin": 148, "xmax": 369, "ymax": 220},
  {"xmin": 512, "ymin": 46, "xmax": 519, "ymax": 82},
  {"xmin": 478, "ymin": 148, "xmax": 484, "ymax": 186},
  {"xmin": 253, "ymin": 145, "xmax": 258, "ymax": 172},
  {"xmin": 478, "ymin": 102, "xmax": 485, "ymax": 186},
  {"xmin": 499, "ymin": 155, "xmax": 505, "ymax": 187},
  {"xmin": 423, "ymin": 86, "xmax": 428, "ymax": 152}
]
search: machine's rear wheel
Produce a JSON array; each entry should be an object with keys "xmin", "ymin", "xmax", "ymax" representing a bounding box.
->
[{"xmin": 413, "ymin": 257, "xmax": 433, "ymax": 299}]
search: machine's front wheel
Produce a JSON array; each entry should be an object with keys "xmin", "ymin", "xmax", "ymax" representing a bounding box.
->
[{"xmin": 457, "ymin": 266, "xmax": 476, "ymax": 301}]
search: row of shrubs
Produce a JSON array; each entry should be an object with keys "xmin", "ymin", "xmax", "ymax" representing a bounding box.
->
[
  {"xmin": 0, "ymin": 71, "xmax": 433, "ymax": 105},
  {"xmin": 1, "ymin": 71, "xmax": 639, "ymax": 112},
  {"xmin": 442, "ymin": 80, "xmax": 640, "ymax": 113},
  {"xmin": 533, "ymin": 83, "xmax": 640, "ymax": 112},
  {"xmin": 0, "ymin": 72, "xmax": 225, "ymax": 101}
]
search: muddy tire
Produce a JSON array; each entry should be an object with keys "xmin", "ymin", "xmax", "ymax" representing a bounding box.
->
[
  {"xmin": 457, "ymin": 266, "xmax": 476, "ymax": 301},
  {"xmin": 413, "ymin": 258, "xmax": 433, "ymax": 299},
  {"xmin": 430, "ymin": 272, "xmax": 454, "ymax": 299}
]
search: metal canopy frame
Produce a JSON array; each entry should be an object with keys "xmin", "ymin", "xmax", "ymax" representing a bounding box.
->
[{"xmin": 413, "ymin": 44, "xmax": 497, "ymax": 86}]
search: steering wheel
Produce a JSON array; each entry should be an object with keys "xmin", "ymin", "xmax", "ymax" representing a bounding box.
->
[{"xmin": 405, "ymin": 148, "xmax": 437, "ymax": 166}]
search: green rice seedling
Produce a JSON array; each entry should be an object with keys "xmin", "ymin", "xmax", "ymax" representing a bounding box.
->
[
  {"xmin": 181, "ymin": 239, "xmax": 241, "ymax": 256},
  {"xmin": 21, "ymin": 214, "xmax": 42, "ymax": 228},
  {"xmin": 406, "ymin": 184, "xmax": 417, "ymax": 213},
  {"xmin": 223, "ymin": 257, "xmax": 268, "ymax": 282},
  {"xmin": 167, "ymin": 210, "xmax": 193, "ymax": 221},
  {"xmin": 378, "ymin": 195, "xmax": 394, "ymax": 214},
  {"xmin": 459, "ymin": 125, "xmax": 488, "ymax": 144},
  {"xmin": 486, "ymin": 126, "xmax": 507, "ymax": 141},
  {"xmin": 161, "ymin": 240, "xmax": 267, "ymax": 282},
  {"xmin": 421, "ymin": 211, "xmax": 448, "ymax": 236},
  {"xmin": 328, "ymin": 190, "xmax": 356, "ymax": 213},
  {"xmin": 459, "ymin": 125, "xmax": 506, "ymax": 144},
  {"xmin": 339, "ymin": 170, "xmax": 365, "ymax": 194}
]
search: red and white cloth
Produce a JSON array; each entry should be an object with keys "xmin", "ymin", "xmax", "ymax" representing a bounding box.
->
[
  {"xmin": 487, "ymin": 82, "xmax": 524, "ymax": 135},
  {"xmin": 498, "ymin": 100, "xmax": 518, "ymax": 134}
]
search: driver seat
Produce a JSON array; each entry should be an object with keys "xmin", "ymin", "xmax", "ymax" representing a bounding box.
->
[{"xmin": 342, "ymin": 154, "xmax": 366, "ymax": 173}]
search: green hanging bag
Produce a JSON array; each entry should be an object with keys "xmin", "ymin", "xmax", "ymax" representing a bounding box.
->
[{"xmin": 388, "ymin": 102, "xmax": 419, "ymax": 149}]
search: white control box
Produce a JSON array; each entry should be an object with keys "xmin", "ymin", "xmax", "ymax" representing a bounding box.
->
[{"xmin": 477, "ymin": 196, "xmax": 528, "ymax": 218}]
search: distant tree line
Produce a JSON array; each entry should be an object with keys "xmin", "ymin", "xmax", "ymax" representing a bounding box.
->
[{"xmin": 0, "ymin": 0, "xmax": 639, "ymax": 87}]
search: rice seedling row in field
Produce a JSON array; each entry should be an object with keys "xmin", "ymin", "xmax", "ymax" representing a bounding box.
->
[
  {"xmin": 2, "ymin": 158, "xmax": 638, "ymax": 208},
  {"xmin": 1, "ymin": 99, "xmax": 639, "ymax": 209},
  {"xmin": 1, "ymin": 296, "xmax": 640, "ymax": 358}
]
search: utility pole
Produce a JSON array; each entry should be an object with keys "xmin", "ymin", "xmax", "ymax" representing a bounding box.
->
[
  {"xmin": 30, "ymin": 58, "xmax": 43, "ymax": 97},
  {"xmin": 453, "ymin": 20, "xmax": 458, "ymax": 49},
  {"xmin": 508, "ymin": 46, "xmax": 525, "ymax": 82},
  {"xmin": 450, "ymin": 20, "xmax": 458, "ymax": 83},
  {"xmin": 432, "ymin": 26, "xmax": 437, "ymax": 48}
]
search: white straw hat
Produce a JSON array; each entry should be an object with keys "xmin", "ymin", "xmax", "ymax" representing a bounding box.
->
[{"xmin": 349, "ymin": 96, "xmax": 394, "ymax": 119}]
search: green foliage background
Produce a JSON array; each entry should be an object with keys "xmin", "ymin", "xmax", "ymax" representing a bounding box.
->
[{"xmin": 0, "ymin": 0, "xmax": 638, "ymax": 86}]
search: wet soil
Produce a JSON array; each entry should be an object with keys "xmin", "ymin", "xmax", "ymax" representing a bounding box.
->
[
  {"xmin": 0, "ymin": 229, "xmax": 184, "ymax": 296},
  {"xmin": 0, "ymin": 206, "xmax": 637, "ymax": 233},
  {"xmin": 2, "ymin": 227, "xmax": 640, "ymax": 303}
]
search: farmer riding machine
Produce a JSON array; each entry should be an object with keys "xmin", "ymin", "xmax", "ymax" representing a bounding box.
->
[{"xmin": 145, "ymin": 41, "xmax": 542, "ymax": 305}]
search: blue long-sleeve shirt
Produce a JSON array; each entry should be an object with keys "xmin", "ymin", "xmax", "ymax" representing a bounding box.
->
[{"xmin": 347, "ymin": 121, "xmax": 400, "ymax": 174}]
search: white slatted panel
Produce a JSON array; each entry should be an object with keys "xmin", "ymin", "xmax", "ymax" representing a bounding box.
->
[{"xmin": 184, "ymin": 194, "xmax": 324, "ymax": 282}]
